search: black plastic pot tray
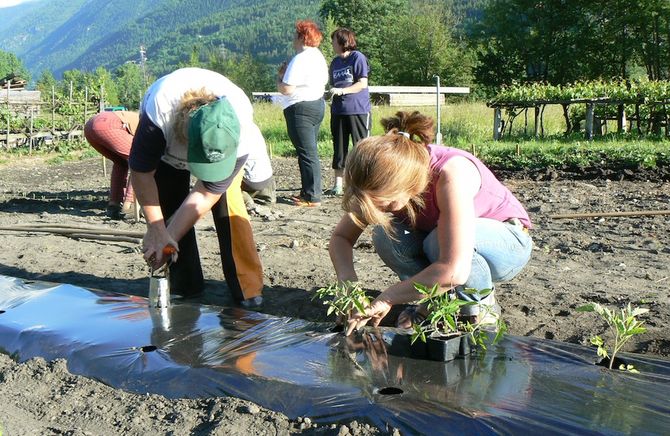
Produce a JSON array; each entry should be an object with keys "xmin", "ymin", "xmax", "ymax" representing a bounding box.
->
[{"xmin": 1, "ymin": 274, "xmax": 670, "ymax": 435}]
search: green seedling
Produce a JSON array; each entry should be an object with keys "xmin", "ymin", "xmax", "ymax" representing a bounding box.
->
[
  {"xmin": 577, "ymin": 302, "xmax": 649, "ymax": 372},
  {"xmin": 313, "ymin": 281, "xmax": 370, "ymax": 322},
  {"xmin": 410, "ymin": 283, "xmax": 507, "ymax": 350}
]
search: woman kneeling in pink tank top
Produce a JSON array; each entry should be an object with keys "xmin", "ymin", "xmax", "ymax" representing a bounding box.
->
[{"xmin": 328, "ymin": 110, "xmax": 533, "ymax": 335}]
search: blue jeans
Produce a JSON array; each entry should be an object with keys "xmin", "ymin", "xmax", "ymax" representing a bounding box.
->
[
  {"xmin": 283, "ymin": 99, "xmax": 325, "ymax": 202},
  {"xmin": 372, "ymin": 218, "xmax": 533, "ymax": 315}
]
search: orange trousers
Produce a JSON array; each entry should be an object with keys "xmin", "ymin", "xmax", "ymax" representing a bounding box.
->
[{"xmin": 154, "ymin": 162, "xmax": 263, "ymax": 301}]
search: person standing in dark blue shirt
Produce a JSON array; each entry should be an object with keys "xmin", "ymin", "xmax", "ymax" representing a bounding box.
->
[{"xmin": 327, "ymin": 28, "xmax": 371, "ymax": 196}]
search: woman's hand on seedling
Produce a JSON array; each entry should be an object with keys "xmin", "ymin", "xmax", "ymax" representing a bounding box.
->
[{"xmin": 345, "ymin": 299, "xmax": 392, "ymax": 336}]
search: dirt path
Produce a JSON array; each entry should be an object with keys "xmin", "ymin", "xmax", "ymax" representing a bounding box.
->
[{"xmin": 0, "ymin": 155, "xmax": 668, "ymax": 434}]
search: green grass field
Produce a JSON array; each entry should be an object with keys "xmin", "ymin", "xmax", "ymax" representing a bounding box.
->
[
  {"xmin": 1, "ymin": 101, "xmax": 668, "ymax": 171},
  {"xmin": 255, "ymin": 101, "xmax": 669, "ymax": 171}
]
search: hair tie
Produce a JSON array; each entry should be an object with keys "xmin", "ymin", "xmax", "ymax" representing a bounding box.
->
[{"xmin": 397, "ymin": 131, "xmax": 410, "ymax": 139}]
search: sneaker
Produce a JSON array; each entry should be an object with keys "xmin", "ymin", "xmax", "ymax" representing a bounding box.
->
[
  {"xmin": 242, "ymin": 191, "xmax": 256, "ymax": 211},
  {"xmin": 240, "ymin": 296, "xmax": 263, "ymax": 309},
  {"xmin": 324, "ymin": 186, "xmax": 343, "ymax": 196},
  {"xmin": 290, "ymin": 196, "xmax": 321, "ymax": 207},
  {"xmin": 106, "ymin": 204, "xmax": 122, "ymax": 220},
  {"xmin": 120, "ymin": 202, "xmax": 143, "ymax": 221}
]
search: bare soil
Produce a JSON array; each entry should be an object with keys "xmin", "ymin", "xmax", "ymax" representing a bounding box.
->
[{"xmin": 0, "ymin": 155, "xmax": 669, "ymax": 435}]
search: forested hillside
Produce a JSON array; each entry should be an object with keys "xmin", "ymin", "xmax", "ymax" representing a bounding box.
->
[
  {"xmin": 2, "ymin": 0, "xmax": 668, "ymax": 100},
  {"xmin": 0, "ymin": 0, "xmax": 320, "ymax": 78}
]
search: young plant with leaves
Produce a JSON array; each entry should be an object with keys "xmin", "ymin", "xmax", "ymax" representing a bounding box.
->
[
  {"xmin": 576, "ymin": 302, "xmax": 649, "ymax": 372},
  {"xmin": 313, "ymin": 281, "xmax": 370, "ymax": 324},
  {"xmin": 410, "ymin": 283, "xmax": 507, "ymax": 350}
]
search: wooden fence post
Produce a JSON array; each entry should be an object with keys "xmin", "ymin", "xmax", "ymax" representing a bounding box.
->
[
  {"xmin": 635, "ymin": 104, "xmax": 641, "ymax": 133},
  {"xmin": 617, "ymin": 104, "xmax": 627, "ymax": 133},
  {"xmin": 493, "ymin": 107, "xmax": 502, "ymax": 141},
  {"xmin": 68, "ymin": 81, "xmax": 73, "ymax": 140},
  {"xmin": 585, "ymin": 102, "xmax": 594, "ymax": 140},
  {"xmin": 29, "ymin": 108, "xmax": 34, "ymax": 154},
  {"xmin": 99, "ymin": 84, "xmax": 107, "ymax": 177},
  {"xmin": 4, "ymin": 81, "xmax": 9, "ymax": 148},
  {"xmin": 51, "ymin": 85, "xmax": 55, "ymax": 136}
]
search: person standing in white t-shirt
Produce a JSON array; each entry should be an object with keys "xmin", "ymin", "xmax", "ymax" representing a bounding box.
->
[{"xmin": 276, "ymin": 19, "xmax": 328, "ymax": 207}]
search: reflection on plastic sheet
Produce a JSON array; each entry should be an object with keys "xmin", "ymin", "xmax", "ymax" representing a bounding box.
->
[{"xmin": 1, "ymin": 274, "xmax": 670, "ymax": 434}]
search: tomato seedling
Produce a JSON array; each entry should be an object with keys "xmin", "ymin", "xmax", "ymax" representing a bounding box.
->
[{"xmin": 577, "ymin": 302, "xmax": 649, "ymax": 372}]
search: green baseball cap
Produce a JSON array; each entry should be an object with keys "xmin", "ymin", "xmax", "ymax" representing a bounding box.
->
[{"xmin": 187, "ymin": 98, "xmax": 240, "ymax": 182}]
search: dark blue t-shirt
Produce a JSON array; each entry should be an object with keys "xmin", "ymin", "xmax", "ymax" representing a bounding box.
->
[{"xmin": 329, "ymin": 51, "xmax": 371, "ymax": 115}]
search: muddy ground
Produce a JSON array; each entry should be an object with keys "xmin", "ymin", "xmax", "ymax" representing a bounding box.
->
[{"xmin": 0, "ymin": 155, "xmax": 669, "ymax": 435}]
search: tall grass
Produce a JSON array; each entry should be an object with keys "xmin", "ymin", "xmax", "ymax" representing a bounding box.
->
[
  {"xmin": 253, "ymin": 101, "xmax": 588, "ymax": 157},
  {"xmin": 256, "ymin": 101, "xmax": 669, "ymax": 172},
  {"xmin": 1, "ymin": 101, "xmax": 666, "ymax": 171}
]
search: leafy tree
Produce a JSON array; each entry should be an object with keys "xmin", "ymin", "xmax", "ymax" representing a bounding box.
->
[
  {"xmin": 207, "ymin": 48, "xmax": 275, "ymax": 96},
  {"xmin": 90, "ymin": 67, "xmax": 120, "ymax": 107},
  {"xmin": 626, "ymin": 0, "xmax": 670, "ymax": 80},
  {"xmin": 60, "ymin": 67, "xmax": 119, "ymax": 107},
  {"xmin": 471, "ymin": 0, "xmax": 593, "ymax": 89},
  {"xmin": 114, "ymin": 62, "xmax": 150, "ymax": 110},
  {"xmin": 320, "ymin": 15, "xmax": 338, "ymax": 72},
  {"xmin": 60, "ymin": 69, "xmax": 87, "ymax": 98},
  {"xmin": 178, "ymin": 44, "xmax": 204, "ymax": 69},
  {"xmin": 0, "ymin": 50, "xmax": 31, "ymax": 83},
  {"xmin": 36, "ymin": 70, "xmax": 58, "ymax": 95},
  {"xmin": 379, "ymin": 3, "xmax": 474, "ymax": 87},
  {"xmin": 472, "ymin": 0, "xmax": 670, "ymax": 94},
  {"xmin": 319, "ymin": 0, "xmax": 409, "ymax": 84}
]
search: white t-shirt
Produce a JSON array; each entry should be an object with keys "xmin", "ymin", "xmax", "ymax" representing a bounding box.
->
[
  {"xmin": 243, "ymin": 123, "xmax": 273, "ymax": 183},
  {"xmin": 279, "ymin": 47, "xmax": 328, "ymax": 109},
  {"xmin": 141, "ymin": 68, "xmax": 260, "ymax": 170}
]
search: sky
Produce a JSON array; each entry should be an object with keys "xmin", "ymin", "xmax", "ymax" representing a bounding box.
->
[{"xmin": 0, "ymin": 0, "xmax": 35, "ymax": 8}]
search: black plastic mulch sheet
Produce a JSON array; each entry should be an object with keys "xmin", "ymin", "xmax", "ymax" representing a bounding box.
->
[{"xmin": 1, "ymin": 274, "xmax": 669, "ymax": 435}]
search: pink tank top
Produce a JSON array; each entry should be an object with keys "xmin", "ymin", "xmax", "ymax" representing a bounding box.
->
[{"xmin": 396, "ymin": 144, "xmax": 532, "ymax": 231}]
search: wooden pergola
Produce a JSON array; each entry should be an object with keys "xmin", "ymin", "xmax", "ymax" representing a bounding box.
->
[{"xmin": 488, "ymin": 98, "xmax": 670, "ymax": 140}]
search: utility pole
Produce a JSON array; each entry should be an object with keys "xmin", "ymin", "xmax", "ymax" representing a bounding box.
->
[
  {"xmin": 139, "ymin": 45, "xmax": 148, "ymax": 88},
  {"xmin": 434, "ymin": 75, "xmax": 442, "ymax": 145}
]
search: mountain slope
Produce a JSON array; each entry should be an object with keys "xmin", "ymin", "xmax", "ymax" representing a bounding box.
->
[
  {"xmin": 1, "ymin": 0, "xmax": 319, "ymax": 77},
  {"xmin": 2, "ymin": 0, "xmax": 483, "ymax": 78},
  {"xmin": 0, "ymin": 0, "xmax": 88, "ymax": 56}
]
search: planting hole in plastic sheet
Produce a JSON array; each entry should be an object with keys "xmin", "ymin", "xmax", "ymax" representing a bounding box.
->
[
  {"xmin": 377, "ymin": 387, "xmax": 403, "ymax": 395},
  {"xmin": 1, "ymin": 274, "xmax": 670, "ymax": 434}
]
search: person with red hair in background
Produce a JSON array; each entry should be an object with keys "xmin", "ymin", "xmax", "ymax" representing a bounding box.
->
[
  {"xmin": 84, "ymin": 110, "xmax": 139, "ymax": 220},
  {"xmin": 276, "ymin": 19, "xmax": 328, "ymax": 207}
]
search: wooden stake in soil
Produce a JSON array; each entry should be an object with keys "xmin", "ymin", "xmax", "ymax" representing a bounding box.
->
[
  {"xmin": 0, "ymin": 224, "xmax": 144, "ymax": 238},
  {"xmin": 0, "ymin": 224, "xmax": 143, "ymax": 245},
  {"xmin": 550, "ymin": 210, "xmax": 670, "ymax": 219}
]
